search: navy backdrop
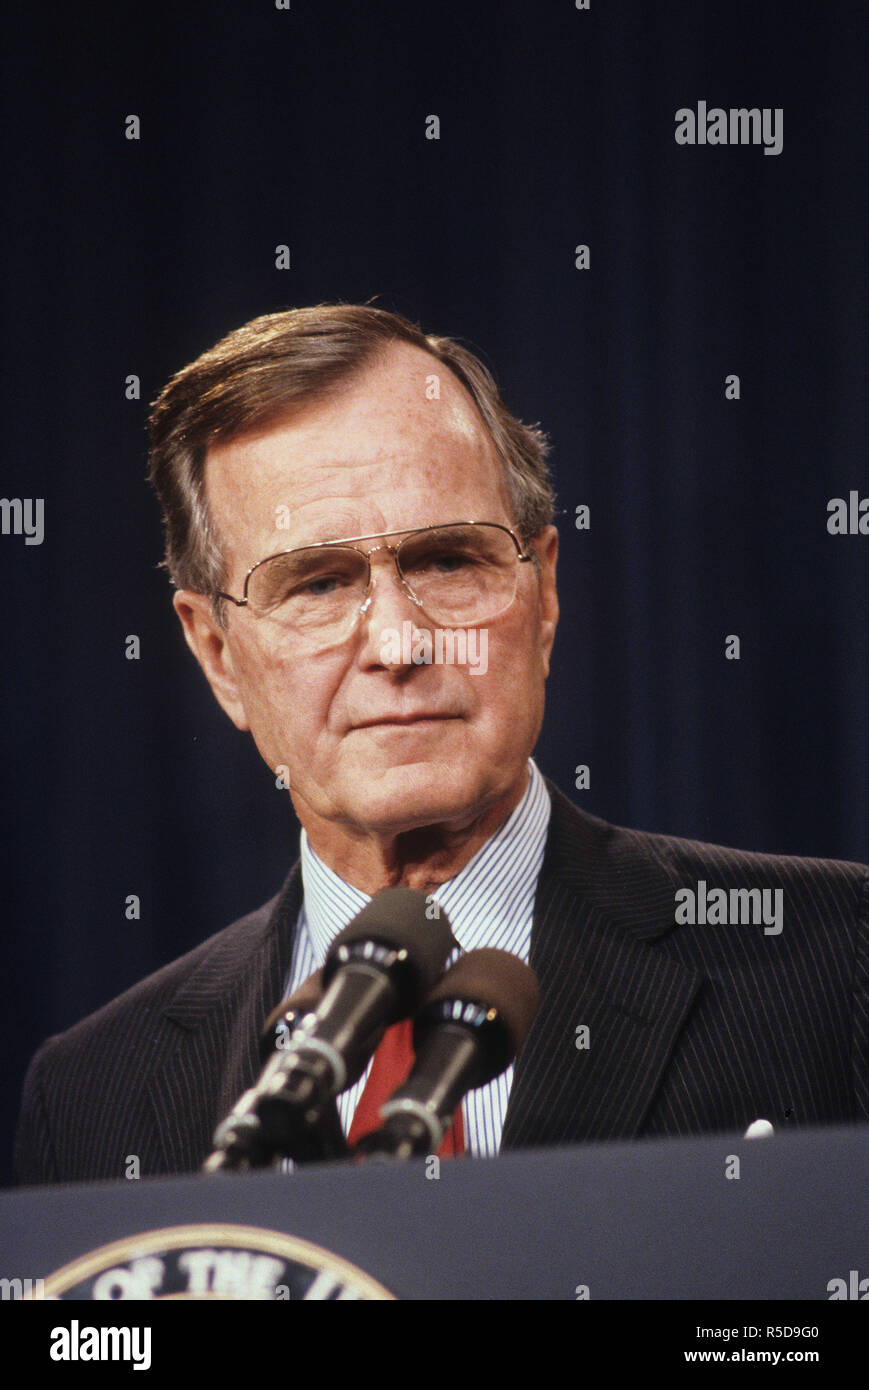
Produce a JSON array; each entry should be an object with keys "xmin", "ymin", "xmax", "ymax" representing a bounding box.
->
[{"xmin": 1, "ymin": 1, "xmax": 867, "ymax": 1185}]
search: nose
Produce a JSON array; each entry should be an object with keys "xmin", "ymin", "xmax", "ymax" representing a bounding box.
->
[{"xmin": 354, "ymin": 548, "xmax": 426, "ymax": 667}]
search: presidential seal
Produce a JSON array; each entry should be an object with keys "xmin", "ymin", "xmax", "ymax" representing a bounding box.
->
[{"xmin": 35, "ymin": 1223, "xmax": 395, "ymax": 1300}]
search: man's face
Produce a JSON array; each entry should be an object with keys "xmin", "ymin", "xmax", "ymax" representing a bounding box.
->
[{"xmin": 175, "ymin": 342, "xmax": 558, "ymax": 842}]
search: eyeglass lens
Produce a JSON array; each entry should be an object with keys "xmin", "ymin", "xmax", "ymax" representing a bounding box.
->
[{"xmin": 246, "ymin": 524, "xmax": 519, "ymax": 639}]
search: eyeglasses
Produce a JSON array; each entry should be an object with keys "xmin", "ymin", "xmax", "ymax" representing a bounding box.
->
[{"xmin": 216, "ymin": 521, "xmax": 534, "ymax": 651}]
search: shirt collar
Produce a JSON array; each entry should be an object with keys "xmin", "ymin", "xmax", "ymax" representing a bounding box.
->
[{"xmin": 300, "ymin": 759, "xmax": 551, "ymax": 963}]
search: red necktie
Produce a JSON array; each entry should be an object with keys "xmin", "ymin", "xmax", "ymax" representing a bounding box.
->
[{"xmin": 347, "ymin": 1018, "xmax": 465, "ymax": 1157}]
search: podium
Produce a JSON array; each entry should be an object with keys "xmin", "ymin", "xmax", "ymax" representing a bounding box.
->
[{"xmin": 2, "ymin": 1124, "xmax": 867, "ymax": 1300}]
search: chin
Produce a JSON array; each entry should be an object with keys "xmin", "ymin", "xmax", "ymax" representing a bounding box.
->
[{"xmin": 341, "ymin": 761, "xmax": 493, "ymax": 834}]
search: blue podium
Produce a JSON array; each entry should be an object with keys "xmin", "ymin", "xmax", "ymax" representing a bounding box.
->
[{"xmin": 2, "ymin": 1125, "xmax": 866, "ymax": 1300}]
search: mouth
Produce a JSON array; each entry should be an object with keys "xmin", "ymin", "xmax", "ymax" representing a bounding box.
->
[{"xmin": 352, "ymin": 713, "xmax": 457, "ymax": 730}]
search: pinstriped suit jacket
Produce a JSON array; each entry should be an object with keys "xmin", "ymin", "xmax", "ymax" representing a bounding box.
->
[{"xmin": 14, "ymin": 782, "xmax": 869, "ymax": 1183}]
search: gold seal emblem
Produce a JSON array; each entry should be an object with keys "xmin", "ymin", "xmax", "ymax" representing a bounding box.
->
[{"xmin": 35, "ymin": 1223, "xmax": 395, "ymax": 1300}]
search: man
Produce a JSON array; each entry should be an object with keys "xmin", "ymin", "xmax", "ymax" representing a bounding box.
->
[{"xmin": 14, "ymin": 305, "xmax": 869, "ymax": 1184}]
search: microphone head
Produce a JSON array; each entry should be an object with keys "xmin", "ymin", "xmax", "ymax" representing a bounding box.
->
[
  {"xmin": 323, "ymin": 887, "xmax": 454, "ymax": 1013},
  {"xmin": 421, "ymin": 947, "xmax": 540, "ymax": 1060},
  {"xmin": 259, "ymin": 969, "xmax": 325, "ymax": 1063}
]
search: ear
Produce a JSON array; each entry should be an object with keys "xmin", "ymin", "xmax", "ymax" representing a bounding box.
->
[
  {"xmin": 172, "ymin": 590, "xmax": 251, "ymax": 731},
  {"xmin": 530, "ymin": 525, "xmax": 559, "ymax": 678}
]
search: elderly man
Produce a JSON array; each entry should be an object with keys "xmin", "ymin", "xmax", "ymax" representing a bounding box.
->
[{"xmin": 15, "ymin": 306, "xmax": 869, "ymax": 1184}]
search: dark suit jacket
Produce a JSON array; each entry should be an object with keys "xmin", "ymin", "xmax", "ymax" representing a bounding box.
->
[{"xmin": 14, "ymin": 783, "xmax": 869, "ymax": 1183}]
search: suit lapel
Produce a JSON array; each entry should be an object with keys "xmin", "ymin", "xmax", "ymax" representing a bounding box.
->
[
  {"xmin": 146, "ymin": 866, "xmax": 303, "ymax": 1173},
  {"xmin": 502, "ymin": 785, "xmax": 703, "ymax": 1148}
]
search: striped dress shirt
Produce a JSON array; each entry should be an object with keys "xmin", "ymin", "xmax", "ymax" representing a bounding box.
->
[{"xmin": 284, "ymin": 758, "xmax": 552, "ymax": 1157}]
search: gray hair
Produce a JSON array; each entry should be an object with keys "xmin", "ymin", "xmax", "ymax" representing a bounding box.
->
[{"xmin": 148, "ymin": 304, "xmax": 556, "ymax": 607}]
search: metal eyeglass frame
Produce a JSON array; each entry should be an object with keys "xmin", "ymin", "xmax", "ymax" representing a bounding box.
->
[{"xmin": 215, "ymin": 520, "xmax": 535, "ymax": 631}]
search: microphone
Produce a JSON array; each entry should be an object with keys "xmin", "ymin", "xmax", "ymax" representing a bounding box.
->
[
  {"xmin": 352, "ymin": 947, "xmax": 540, "ymax": 1161},
  {"xmin": 255, "ymin": 970, "xmax": 349, "ymax": 1164},
  {"xmin": 259, "ymin": 970, "xmax": 325, "ymax": 1065},
  {"xmin": 204, "ymin": 888, "xmax": 454, "ymax": 1171}
]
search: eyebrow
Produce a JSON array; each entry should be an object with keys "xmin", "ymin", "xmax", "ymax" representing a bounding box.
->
[{"xmin": 251, "ymin": 520, "xmax": 482, "ymax": 565}]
